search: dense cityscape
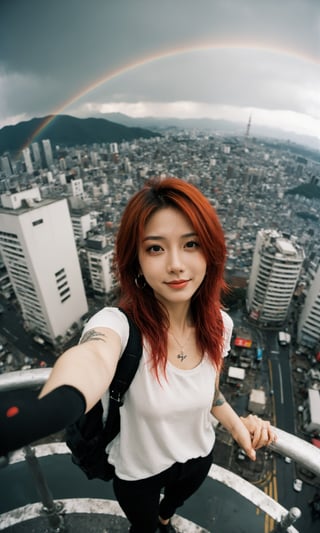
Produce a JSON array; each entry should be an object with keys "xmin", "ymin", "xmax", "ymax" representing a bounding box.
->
[
  {"xmin": 0, "ymin": 127, "xmax": 319, "ymax": 531},
  {"xmin": 2, "ymin": 0, "xmax": 320, "ymax": 530},
  {"xmin": 1, "ymin": 130, "xmax": 320, "ymax": 349}
]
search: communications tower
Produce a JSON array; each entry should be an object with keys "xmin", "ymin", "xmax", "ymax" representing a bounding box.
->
[{"xmin": 244, "ymin": 114, "xmax": 252, "ymax": 150}]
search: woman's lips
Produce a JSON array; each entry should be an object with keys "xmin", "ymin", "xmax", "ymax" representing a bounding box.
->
[{"xmin": 165, "ymin": 280, "xmax": 190, "ymax": 289}]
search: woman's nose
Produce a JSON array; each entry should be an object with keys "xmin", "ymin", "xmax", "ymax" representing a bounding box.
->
[{"xmin": 167, "ymin": 249, "xmax": 184, "ymax": 272}]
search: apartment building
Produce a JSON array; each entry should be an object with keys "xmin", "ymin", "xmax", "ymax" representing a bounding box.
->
[
  {"xmin": 0, "ymin": 187, "xmax": 88, "ymax": 344},
  {"xmin": 42, "ymin": 139, "xmax": 53, "ymax": 168},
  {"xmin": 86, "ymin": 235, "xmax": 115, "ymax": 296},
  {"xmin": 298, "ymin": 263, "xmax": 320, "ymax": 348},
  {"xmin": 247, "ymin": 229, "xmax": 305, "ymax": 325}
]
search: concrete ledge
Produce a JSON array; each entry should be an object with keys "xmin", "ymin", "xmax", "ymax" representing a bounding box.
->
[{"xmin": 0, "ymin": 498, "xmax": 210, "ymax": 533}]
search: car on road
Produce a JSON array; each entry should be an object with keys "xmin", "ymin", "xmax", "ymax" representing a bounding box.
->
[
  {"xmin": 33, "ymin": 335, "xmax": 45, "ymax": 345},
  {"xmin": 278, "ymin": 331, "xmax": 291, "ymax": 346},
  {"xmin": 293, "ymin": 478, "xmax": 303, "ymax": 492}
]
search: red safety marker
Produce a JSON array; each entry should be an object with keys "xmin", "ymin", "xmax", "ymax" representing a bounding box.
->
[{"xmin": 6, "ymin": 406, "xmax": 19, "ymax": 418}]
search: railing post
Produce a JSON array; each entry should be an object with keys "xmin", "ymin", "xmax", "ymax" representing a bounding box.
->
[
  {"xmin": 271, "ymin": 507, "xmax": 302, "ymax": 532},
  {"xmin": 23, "ymin": 445, "xmax": 65, "ymax": 532}
]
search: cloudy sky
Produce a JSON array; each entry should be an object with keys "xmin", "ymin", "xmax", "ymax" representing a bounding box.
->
[{"xmin": 1, "ymin": 0, "xmax": 320, "ymax": 144}]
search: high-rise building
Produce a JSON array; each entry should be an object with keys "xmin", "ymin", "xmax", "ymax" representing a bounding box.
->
[
  {"xmin": 42, "ymin": 139, "xmax": 53, "ymax": 168},
  {"xmin": 90, "ymin": 151, "xmax": 99, "ymax": 167},
  {"xmin": 31, "ymin": 142, "xmax": 42, "ymax": 168},
  {"xmin": 22, "ymin": 147, "xmax": 34, "ymax": 175},
  {"xmin": 66, "ymin": 176, "xmax": 84, "ymax": 199},
  {"xmin": 0, "ymin": 252, "xmax": 13, "ymax": 299},
  {"xmin": 86, "ymin": 235, "xmax": 115, "ymax": 296},
  {"xmin": 110, "ymin": 142, "xmax": 119, "ymax": 163},
  {"xmin": 110, "ymin": 142, "xmax": 118, "ymax": 154},
  {"xmin": 0, "ymin": 187, "xmax": 88, "ymax": 344},
  {"xmin": 298, "ymin": 263, "xmax": 320, "ymax": 348},
  {"xmin": 70, "ymin": 209, "xmax": 94, "ymax": 242},
  {"xmin": 0, "ymin": 154, "xmax": 14, "ymax": 177},
  {"xmin": 247, "ymin": 229, "xmax": 304, "ymax": 325}
]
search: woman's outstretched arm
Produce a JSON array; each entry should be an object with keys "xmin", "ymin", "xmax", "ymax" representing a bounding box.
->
[
  {"xmin": 0, "ymin": 327, "xmax": 121, "ymax": 455},
  {"xmin": 39, "ymin": 326, "xmax": 122, "ymax": 410}
]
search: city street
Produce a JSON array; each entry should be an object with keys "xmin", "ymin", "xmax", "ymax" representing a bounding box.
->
[
  {"xmin": 232, "ymin": 311, "xmax": 319, "ymax": 532},
  {"xmin": 0, "ymin": 296, "xmax": 60, "ymax": 369},
  {"xmin": 0, "ymin": 304, "xmax": 319, "ymax": 531}
]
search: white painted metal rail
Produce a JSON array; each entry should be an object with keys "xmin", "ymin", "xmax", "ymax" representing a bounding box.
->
[{"xmin": 2, "ymin": 368, "xmax": 319, "ymax": 532}]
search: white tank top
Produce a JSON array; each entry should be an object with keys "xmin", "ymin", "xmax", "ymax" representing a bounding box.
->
[{"xmin": 82, "ymin": 307, "xmax": 233, "ymax": 481}]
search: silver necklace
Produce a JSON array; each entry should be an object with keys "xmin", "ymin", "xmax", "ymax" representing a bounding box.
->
[{"xmin": 169, "ymin": 330, "xmax": 191, "ymax": 362}]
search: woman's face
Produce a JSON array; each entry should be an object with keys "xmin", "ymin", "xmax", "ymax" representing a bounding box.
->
[{"xmin": 138, "ymin": 207, "xmax": 207, "ymax": 308}]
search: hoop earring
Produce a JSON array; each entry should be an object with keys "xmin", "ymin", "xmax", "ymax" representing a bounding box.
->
[{"xmin": 134, "ymin": 274, "xmax": 146, "ymax": 289}]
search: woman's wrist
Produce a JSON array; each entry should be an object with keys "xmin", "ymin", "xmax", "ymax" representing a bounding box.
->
[{"xmin": 0, "ymin": 385, "xmax": 85, "ymax": 456}]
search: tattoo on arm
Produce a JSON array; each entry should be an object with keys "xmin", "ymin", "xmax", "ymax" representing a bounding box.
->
[
  {"xmin": 80, "ymin": 329, "xmax": 107, "ymax": 344},
  {"xmin": 212, "ymin": 388, "xmax": 226, "ymax": 407}
]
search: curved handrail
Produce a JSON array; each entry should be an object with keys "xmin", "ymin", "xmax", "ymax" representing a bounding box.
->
[
  {"xmin": 1, "ymin": 368, "xmax": 313, "ymax": 532},
  {"xmin": 269, "ymin": 426, "xmax": 320, "ymax": 477},
  {"xmin": 1, "ymin": 368, "xmax": 319, "ymax": 476},
  {"xmin": 3, "ymin": 442, "xmax": 300, "ymax": 533},
  {"xmin": 0, "ymin": 368, "xmax": 51, "ymax": 391}
]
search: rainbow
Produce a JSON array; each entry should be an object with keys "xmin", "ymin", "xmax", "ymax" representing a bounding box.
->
[{"xmin": 24, "ymin": 39, "xmax": 319, "ymax": 149}]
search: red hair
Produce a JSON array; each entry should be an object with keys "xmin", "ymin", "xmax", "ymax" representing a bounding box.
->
[{"xmin": 115, "ymin": 177, "xmax": 227, "ymax": 378}]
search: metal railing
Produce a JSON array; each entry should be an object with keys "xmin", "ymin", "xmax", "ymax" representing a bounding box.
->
[{"xmin": 1, "ymin": 368, "xmax": 320, "ymax": 532}]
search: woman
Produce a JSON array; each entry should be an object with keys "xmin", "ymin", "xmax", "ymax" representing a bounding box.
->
[{"xmin": 1, "ymin": 177, "xmax": 276, "ymax": 532}]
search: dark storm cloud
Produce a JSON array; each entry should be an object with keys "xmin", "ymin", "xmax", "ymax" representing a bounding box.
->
[
  {"xmin": 0, "ymin": 0, "xmax": 319, "ymax": 138},
  {"xmin": 1, "ymin": 0, "xmax": 318, "ymax": 75}
]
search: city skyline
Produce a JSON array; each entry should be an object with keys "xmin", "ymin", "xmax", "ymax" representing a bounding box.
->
[
  {"xmin": 1, "ymin": 0, "xmax": 320, "ymax": 147},
  {"xmin": 1, "ymin": 131, "xmax": 319, "ymax": 348}
]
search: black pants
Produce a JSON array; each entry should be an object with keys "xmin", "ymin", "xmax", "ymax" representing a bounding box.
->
[{"xmin": 113, "ymin": 448, "xmax": 213, "ymax": 533}]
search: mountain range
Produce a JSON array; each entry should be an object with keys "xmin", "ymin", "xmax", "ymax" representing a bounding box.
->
[
  {"xmin": 101, "ymin": 112, "xmax": 320, "ymax": 152},
  {"xmin": 1, "ymin": 113, "xmax": 319, "ymax": 157},
  {"xmin": 0, "ymin": 115, "xmax": 159, "ymax": 154}
]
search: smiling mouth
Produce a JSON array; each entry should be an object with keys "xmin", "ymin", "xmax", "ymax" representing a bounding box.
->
[{"xmin": 165, "ymin": 280, "xmax": 190, "ymax": 288}]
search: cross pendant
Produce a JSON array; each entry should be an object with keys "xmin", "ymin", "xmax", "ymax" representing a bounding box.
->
[{"xmin": 177, "ymin": 352, "xmax": 187, "ymax": 362}]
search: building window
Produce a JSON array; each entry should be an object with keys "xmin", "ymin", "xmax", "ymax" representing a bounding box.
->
[
  {"xmin": 55, "ymin": 268, "xmax": 65, "ymax": 278},
  {"xmin": 32, "ymin": 219, "xmax": 43, "ymax": 226},
  {"xmin": 54, "ymin": 267, "xmax": 72, "ymax": 303}
]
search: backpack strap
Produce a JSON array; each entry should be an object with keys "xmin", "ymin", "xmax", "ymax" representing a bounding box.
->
[
  {"xmin": 108, "ymin": 309, "xmax": 142, "ymax": 406},
  {"xmin": 100, "ymin": 309, "xmax": 142, "ymax": 445},
  {"xmin": 65, "ymin": 309, "xmax": 142, "ymax": 480}
]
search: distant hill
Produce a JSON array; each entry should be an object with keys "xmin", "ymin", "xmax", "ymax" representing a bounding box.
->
[
  {"xmin": 0, "ymin": 114, "xmax": 159, "ymax": 154},
  {"xmin": 286, "ymin": 183, "xmax": 320, "ymax": 200},
  {"xmin": 98, "ymin": 112, "xmax": 320, "ymax": 154},
  {"xmin": 102, "ymin": 112, "xmax": 241, "ymax": 133}
]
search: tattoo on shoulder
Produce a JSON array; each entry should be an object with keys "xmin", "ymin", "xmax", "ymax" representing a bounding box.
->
[
  {"xmin": 80, "ymin": 329, "xmax": 107, "ymax": 344},
  {"xmin": 212, "ymin": 388, "xmax": 226, "ymax": 407}
]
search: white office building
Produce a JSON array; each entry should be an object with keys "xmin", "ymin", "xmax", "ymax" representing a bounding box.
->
[
  {"xmin": 22, "ymin": 147, "xmax": 33, "ymax": 175},
  {"xmin": 0, "ymin": 188, "xmax": 88, "ymax": 344},
  {"xmin": 31, "ymin": 142, "xmax": 42, "ymax": 168},
  {"xmin": 298, "ymin": 263, "xmax": 320, "ymax": 348},
  {"xmin": 86, "ymin": 235, "xmax": 115, "ymax": 296},
  {"xmin": 247, "ymin": 229, "xmax": 304, "ymax": 325},
  {"xmin": 110, "ymin": 142, "xmax": 119, "ymax": 154},
  {"xmin": 42, "ymin": 139, "xmax": 53, "ymax": 168},
  {"xmin": 66, "ymin": 177, "xmax": 84, "ymax": 199},
  {"xmin": 71, "ymin": 210, "xmax": 95, "ymax": 242},
  {"xmin": 1, "ymin": 155, "xmax": 14, "ymax": 177},
  {"xmin": 302, "ymin": 389, "xmax": 320, "ymax": 434}
]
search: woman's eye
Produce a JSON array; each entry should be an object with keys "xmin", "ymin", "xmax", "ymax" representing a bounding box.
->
[
  {"xmin": 185, "ymin": 240, "xmax": 200, "ymax": 249},
  {"xmin": 147, "ymin": 245, "xmax": 163, "ymax": 253}
]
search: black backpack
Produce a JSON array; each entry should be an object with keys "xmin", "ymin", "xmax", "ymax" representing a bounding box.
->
[{"xmin": 65, "ymin": 311, "xmax": 142, "ymax": 481}]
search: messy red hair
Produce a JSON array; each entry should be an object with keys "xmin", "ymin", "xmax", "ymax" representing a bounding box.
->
[{"xmin": 115, "ymin": 177, "xmax": 227, "ymax": 378}]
